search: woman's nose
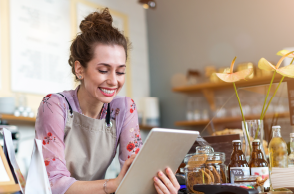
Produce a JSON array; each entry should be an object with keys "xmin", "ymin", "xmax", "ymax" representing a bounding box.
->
[{"xmin": 106, "ymin": 71, "xmax": 117, "ymax": 86}]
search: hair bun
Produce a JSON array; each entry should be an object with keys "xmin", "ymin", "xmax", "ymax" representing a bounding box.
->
[{"xmin": 80, "ymin": 8, "xmax": 113, "ymax": 34}]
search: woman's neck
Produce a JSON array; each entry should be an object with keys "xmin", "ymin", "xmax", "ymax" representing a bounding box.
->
[{"xmin": 77, "ymin": 85, "xmax": 104, "ymax": 119}]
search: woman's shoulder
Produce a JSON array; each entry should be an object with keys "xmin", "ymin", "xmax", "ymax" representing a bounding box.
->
[
  {"xmin": 38, "ymin": 89, "xmax": 77, "ymax": 112},
  {"xmin": 109, "ymin": 96, "xmax": 136, "ymax": 119},
  {"xmin": 111, "ymin": 96, "xmax": 135, "ymax": 110}
]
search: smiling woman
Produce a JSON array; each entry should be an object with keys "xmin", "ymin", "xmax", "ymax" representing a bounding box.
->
[{"xmin": 34, "ymin": 7, "xmax": 179, "ymax": 194}]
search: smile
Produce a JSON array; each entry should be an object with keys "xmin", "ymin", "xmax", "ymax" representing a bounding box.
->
[{"xmin": 99, "ymin": 87, "xmax": 117, "ymax": 97}]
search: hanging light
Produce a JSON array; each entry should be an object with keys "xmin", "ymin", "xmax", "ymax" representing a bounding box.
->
[{"xmin": 138, "ymin": 0, "xmax": 156, "ymax": 9}]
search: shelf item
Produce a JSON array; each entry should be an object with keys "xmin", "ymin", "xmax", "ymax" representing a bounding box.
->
[
  {"xmin": 175, "ymin": 112, "xmax": 290, "ymax": 126},
  {"xmin": 172, "ymin": 74, "xmax": 288, "ymax": 93}
]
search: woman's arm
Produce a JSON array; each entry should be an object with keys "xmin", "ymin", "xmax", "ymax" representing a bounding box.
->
[
  {"xmin": 35, "ymin": 94, "xmax": 76, "ymax": 193},
  {"xmin": 118, "ymin": 98, "xmax": 143, "ymax": 167}
]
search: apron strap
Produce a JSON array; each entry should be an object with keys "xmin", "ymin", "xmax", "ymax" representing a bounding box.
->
[
  {"xmin": 57, "ymin": 93, "xmax": 73, "ymax": 115},
  {"xmin": 57, "ymin": 93, "xmax": 112, "ymax": 127},
  {"xmin": 106, "ymin": 103, "xmax": 111, "ymax": 126}
]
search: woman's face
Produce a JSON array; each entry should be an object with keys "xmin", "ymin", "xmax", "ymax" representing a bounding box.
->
[{"xmin": 78, "ymin": 44, "xmax": 126, "ymax": 103}]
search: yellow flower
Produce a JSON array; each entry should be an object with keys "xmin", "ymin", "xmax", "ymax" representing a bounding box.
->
[
  {"xmin": 258, "ymin": 51, "xmax": 294, "ymax": 78},
  {"xmin": 215, "ymin": 57, "xmax": 254, "ymax": 83},
  {"xmin": 276, "ymin": 50, "xmax": 294, "ymax": 58}
]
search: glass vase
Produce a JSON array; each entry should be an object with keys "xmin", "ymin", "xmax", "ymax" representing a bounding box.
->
[{"xmin": 242, "ymin": 120, "xmax": 266, "ymax": 161}]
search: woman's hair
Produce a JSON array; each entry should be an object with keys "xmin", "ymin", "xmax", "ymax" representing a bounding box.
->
[{"xmin": 68, "ymin": 8, "xmax": 130, "ymax": 80}]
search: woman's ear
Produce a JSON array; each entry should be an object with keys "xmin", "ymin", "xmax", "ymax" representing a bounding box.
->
[{"xmin": 74, "ymin": 61, "xmax": 84, "ymax": 79}]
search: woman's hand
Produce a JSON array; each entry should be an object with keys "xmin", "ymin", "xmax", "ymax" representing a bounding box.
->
[
  {"xmin": 153, "ymin": 168, "xmax": 180, "ymax": 194},
  {"xmin": 114, "ymin": 154, "xmax": 137, "ymax": 188}
]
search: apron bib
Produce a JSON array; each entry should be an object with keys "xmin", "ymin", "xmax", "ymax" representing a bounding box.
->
[{"xmin": 59, "ymin": 94, "xmax": 116, "ymax": 181}]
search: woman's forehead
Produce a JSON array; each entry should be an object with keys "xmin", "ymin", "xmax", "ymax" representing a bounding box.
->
[{"xmin": 92, "ymin": 44, "xmax": 126, "ymax": 65}]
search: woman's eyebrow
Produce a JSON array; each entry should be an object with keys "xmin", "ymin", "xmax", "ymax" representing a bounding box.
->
[{"xmin": 97, "ymin": 63, "xmax": 126, "ymax": 67}]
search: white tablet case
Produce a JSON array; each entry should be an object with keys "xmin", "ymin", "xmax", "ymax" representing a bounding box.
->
[{"xmin": 116, "ymin": 128, "xmax": 199, "ymax": 194}]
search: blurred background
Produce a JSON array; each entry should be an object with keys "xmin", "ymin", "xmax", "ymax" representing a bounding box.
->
[{"xmin": 0, "ymin": 0, "xmax": 294, "ymax": 180}]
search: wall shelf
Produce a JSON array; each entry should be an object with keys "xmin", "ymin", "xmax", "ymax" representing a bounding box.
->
[
  {"xmin": 0, "ymin": 114, "xmax": 155, "ymax": 130},
  {"xmin": 172, "ymin": 74, "xmax": 288, "ymax": 93},
  {"xmin": 0, "ymin": 114, "xmax": 36, "ymax": 123},
  {"xmin": 175, "ymin": 112, "xmax": 290, "ymax": 126}
]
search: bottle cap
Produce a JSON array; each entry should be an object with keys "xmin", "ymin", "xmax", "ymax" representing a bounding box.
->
[
  {"xmin": 272, "ymin": 126, "xmax": 281, "ymax": 129},
  {"xmin": 232, "ymin": 140, "xmax": 241, "ymax": 143},
  {"xmin": 290, "ymin": 133, "xmax": 294, "ymax": 138},
  {"xmin": 253, "ymin": 139, "xmax": 260, "ymax": 142}
]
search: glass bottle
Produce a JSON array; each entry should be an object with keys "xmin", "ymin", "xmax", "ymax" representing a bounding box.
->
[
  {"xmin": 288, "ymin": 133, "xmax": 294, "ymax": 167},
  {"xmin": 269, "ymin": 126, "xmax": 288, "ymax": 169},
  {"xmin": 249, "ymin": 139, "xmax": 270, "ymax": 192},
  {"xmin": 228, "ymin": 140, "xmax": 250, "ymax": 183}
]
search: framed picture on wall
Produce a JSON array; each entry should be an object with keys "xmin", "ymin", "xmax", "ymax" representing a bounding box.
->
[
  {"xmin": 9, "ymin": 0, "xmax": 73, "ymax": 95},
  {"xmin": 71, "ymin": 0, "xmax": 132, "ymax": 97}
]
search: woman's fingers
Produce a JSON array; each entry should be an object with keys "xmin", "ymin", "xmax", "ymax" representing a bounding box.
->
[
  {"xmin": 165, "ymin": 168, "xmax": 180, "ymax": 190},
  {"xmin": 154, "ymin": 181, "xmax": 164, "ymax": 194},
  {"xmin": 121, "ymin": 154, "xmax": 136, "ymax": 175},
  {"xmin": 117, "ymin": 154, "xmax": 136, "ymax": 183},
  {"xmin": 153, "ymin": 177, "xmax": 169, "ymax": 194},
  {"xmin": 156, "ymin": 171, "xmax": 177, "ymax": 194}
]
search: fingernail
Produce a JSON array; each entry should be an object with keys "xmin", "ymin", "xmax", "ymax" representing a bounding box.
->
[
  {"xmin": 159, "ymin": 171, "xmax": 163, "ymax": 176},
  {"xmin": 166, "ymin": 168, "xmax": 171, "ymax": 172},
  {"xmin": 154, "ymin": 177, "xmax": 158, "ymax": 181}
]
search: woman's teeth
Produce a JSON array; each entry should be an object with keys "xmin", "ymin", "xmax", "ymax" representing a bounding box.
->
[{"xmin": 100, "ymin": 88, "xmax": 115, "ymax": 94}]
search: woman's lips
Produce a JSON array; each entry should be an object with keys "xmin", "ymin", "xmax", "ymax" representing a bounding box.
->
[{"xmin": 99, "ymin": 87, "xmax": 117, "ymax": 97}]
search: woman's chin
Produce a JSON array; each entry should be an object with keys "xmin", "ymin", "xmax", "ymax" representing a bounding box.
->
[{"xmin": 97, "ymin": 96, "xmax": 115, "ymax": 103}]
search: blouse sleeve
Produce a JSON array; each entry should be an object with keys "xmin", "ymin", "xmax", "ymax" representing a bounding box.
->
[
  {"xmin": 118, "ymin": 98, "xmax": 143, "ymax": 168},
  {"xmin": 35, "ymin": 94, "xmax": 76, "ymax": 194}
]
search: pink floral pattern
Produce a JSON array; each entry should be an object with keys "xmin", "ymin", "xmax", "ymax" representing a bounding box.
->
[
  {"xmin": 126, "ymin": 125, "xmax": 142, "ymax": 158},
  {"xmin": 130, "ymin": 99, "xmax": 136, "ymax": 113}
]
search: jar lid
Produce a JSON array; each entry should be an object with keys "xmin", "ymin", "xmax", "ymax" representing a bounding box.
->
[
  {"xmin": 206, "ymin": 152, "xmax": 225, "ymax": 162},
  {"xmin": 232, "ymin": 140, "xmax": 241, "ymax": 143},
  {"xmin": 272, "ymin": 126, "xmax": 281, "ymax": 129},
  {"xmin": 253, "ymin": 139, "xmax": 260, "ymax": 142},
  {"xmin": 290, "ymin": 133, "xmax": 294, "ymax": 138},
  {"xmin": 195, "ymin": 145, "xmax": 214, "ymax": 154}
]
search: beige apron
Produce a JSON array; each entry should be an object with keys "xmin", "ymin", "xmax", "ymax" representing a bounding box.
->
[{"xmin": 63, "ymin": 106, "xmax": 117, "ymax": 181}]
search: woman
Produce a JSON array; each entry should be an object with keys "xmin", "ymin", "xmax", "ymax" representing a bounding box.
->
[{"xmin": 35, "ymin": 8, "xmax": 180, "ymax": 194}]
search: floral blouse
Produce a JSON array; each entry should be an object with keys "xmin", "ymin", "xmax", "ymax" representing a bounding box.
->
[{"xmin": 35, "ymin": 86, "xmax": 143, "ymax": 194}]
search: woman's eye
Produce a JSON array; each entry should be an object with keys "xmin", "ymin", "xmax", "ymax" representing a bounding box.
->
[
  {"xmin": 99, "ymin": 70, "xmax": 108, "ymax": 74},
  {"xmin": 116, "ymin": 72, "xmax": 125, "ymax": 75}
]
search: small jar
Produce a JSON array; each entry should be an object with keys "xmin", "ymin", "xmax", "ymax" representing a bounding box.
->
[
  {"xmin": 181, "ymin": 146, "xmax": 227, "ymax": 193},
  {"xmin": 205, "ymin": 152, "xmax": 226, "ymax": 184}
]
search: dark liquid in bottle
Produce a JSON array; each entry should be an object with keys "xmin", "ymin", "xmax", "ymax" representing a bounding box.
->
[
  {"xmin": 249, "ymin": 140, "xmax": 270, "ymax": 192},
  {"xmin": 228, "ymin": 141, "xmax": 249, "ymax": 183}
]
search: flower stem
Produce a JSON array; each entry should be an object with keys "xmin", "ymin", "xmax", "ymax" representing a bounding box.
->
[
  {"xmin": 260, "ymin": 71, "xmax": 276, "ymax": 118},
  {"xmin": 233, "ymin": 82, "xmax": 252, "ymax": 152},
  {"xmin": 254, "ymin": 71, "xmax": 276, "ymax": 139},
  {"xmin": 261, "ymin": 76, "xmax": 285, "ymax": 120},
  {"xmin": 291, "ymin": 58, "xmax": 294, "ymax": 64}
]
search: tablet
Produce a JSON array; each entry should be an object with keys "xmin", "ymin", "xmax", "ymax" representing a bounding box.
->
[{"xmin": 116, "ymin": 128, "xmax": 199, "ymax": 194}]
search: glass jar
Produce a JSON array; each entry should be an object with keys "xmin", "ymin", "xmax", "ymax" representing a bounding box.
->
[
  {"xmin": 205, "ymin": 152, "xmax": 226, "ymax": 184},
  {"xmin": 181, "ymin": 146, "xmax": 226, "ymax": 193}
]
